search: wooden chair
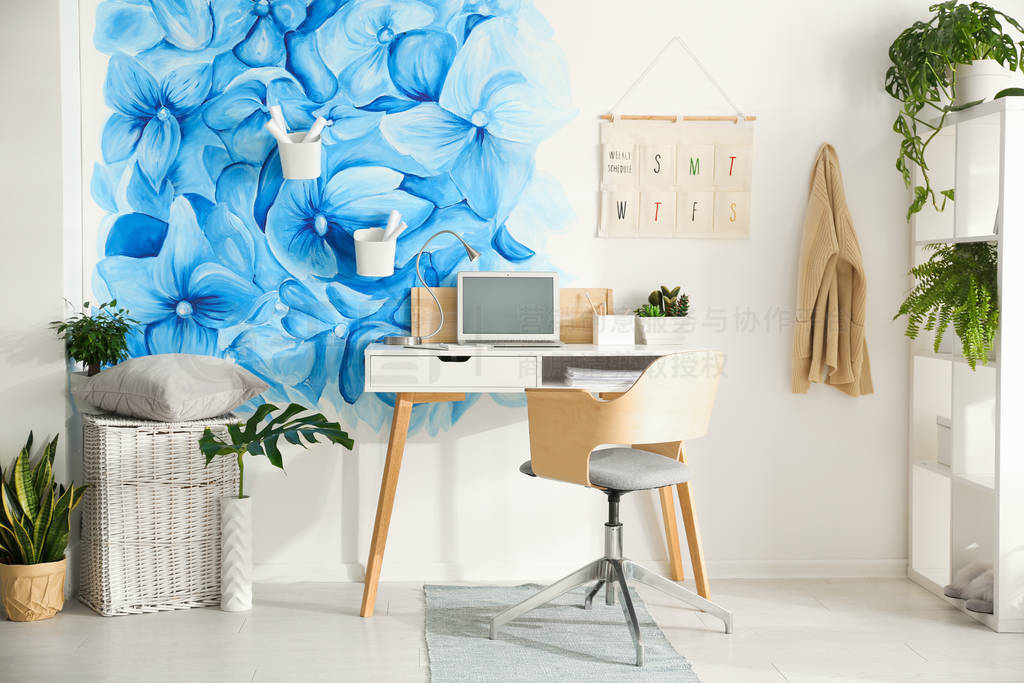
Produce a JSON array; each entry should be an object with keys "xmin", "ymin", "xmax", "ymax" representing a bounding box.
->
[{"xmin": 489, "ymin": 351, "xmax": 732, "ymax": 667}]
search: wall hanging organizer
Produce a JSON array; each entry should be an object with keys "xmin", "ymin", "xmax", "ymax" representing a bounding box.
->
[{"xmin": 598, "ymin": 36, "xmax": 756, "ymax": 239}]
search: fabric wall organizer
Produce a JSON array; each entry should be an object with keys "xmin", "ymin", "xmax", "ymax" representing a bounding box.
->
[
  {"xmin": 597, "ymin": 35, "xmax": 755, "ymax": 239},
  {"xmin": 599, "ymin": 120, "xmax": 754, "ymax": 238}
]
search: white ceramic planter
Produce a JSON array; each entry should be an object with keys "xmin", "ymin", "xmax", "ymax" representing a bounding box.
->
[
  {"xmin": 278, "ymin": 132, "xmax": 322, "ymax": 180},
  {"xmin": 353, "ymin": 227, "xmax": 396, "ymax": 278},
  {"xmin": 220, "ymin": 496, "xmax": 253, "ymax": 612},
  {"xmin": 637, "ymin": 317, "xmax": 690, "ymax": 345},
  {"xmin": 955, "ymin": 60, "xmax": 1012, "ymax": 106}
]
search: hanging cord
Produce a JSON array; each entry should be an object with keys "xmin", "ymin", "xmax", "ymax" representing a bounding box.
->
[{"xmin": 607, "ymin": 35, "xmax": 746, "ymax": 122}]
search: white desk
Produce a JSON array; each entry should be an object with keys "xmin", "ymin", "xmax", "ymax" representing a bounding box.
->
[{"xmin": 359, "ymin": 342, "xmax": 707, "ymax": 616}]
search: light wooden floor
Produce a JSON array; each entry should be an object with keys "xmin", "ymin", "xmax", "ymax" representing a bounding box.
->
[{"xmin": 2, "ymin": 579, "xmax": 1023, "ymax": 682}]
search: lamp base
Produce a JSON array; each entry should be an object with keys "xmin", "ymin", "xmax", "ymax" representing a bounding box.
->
[{"xmin": 383, "ymin": 335, "xmax": 422, "ymax": 346}]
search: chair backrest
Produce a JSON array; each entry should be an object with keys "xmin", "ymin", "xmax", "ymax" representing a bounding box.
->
[{"xmin": 525, "ymin": 351, "xmax": 725, "ymax": 487}]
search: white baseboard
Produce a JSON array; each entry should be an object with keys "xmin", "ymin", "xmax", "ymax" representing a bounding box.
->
[{"xmin": 253, "ymin": 559, "xmax": 908, "ymax": 583}]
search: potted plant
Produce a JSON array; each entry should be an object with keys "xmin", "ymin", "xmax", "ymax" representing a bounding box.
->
[
  {"xmin": 0, "ymin": 433, "xmax": 86, "ymax": 621},
  {"xmin": 635, "ymin": 286, "xmax": 691, "ymax": 344},
  {"xmin": 885, "ymin": 1, "xmax": 1024, "ymax": 219},
  {"xmin": 199, "ymin": 403, "xmax": 353, "ymax": 611},
  {"xmin": 50, "ymin": 300, "xmax": 137, "ymax": 376},
  {"xmin": 895, "ymin": 242, "xmax": 998, "ymax": 369}
]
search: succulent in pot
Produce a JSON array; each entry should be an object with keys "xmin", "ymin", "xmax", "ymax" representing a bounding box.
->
[
  {"xmin": 635, "ymin": 286, "xmax": 691, "ymax": 344},
  {"xmin": 0, "ymin": 433, "xmax": 86, "ymax": 622}
]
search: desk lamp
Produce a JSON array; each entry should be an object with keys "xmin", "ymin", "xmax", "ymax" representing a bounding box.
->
[{"xmin": 383, "ymin": 230, "xmax": 480, "ymax": 346}]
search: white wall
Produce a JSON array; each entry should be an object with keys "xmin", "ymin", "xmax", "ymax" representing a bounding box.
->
[
  {"xmin": 0, "ymin": 2, "xmax": 68, "ymax": 476},
  {"xmin": 41, "ymin": 0, "xmax": 1012, "ymax": 584},
  {"xmin": 247, "ymin": 0, "xmax": 941, "ymax": 582}
]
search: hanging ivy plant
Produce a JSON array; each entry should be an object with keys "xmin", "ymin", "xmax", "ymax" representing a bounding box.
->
[
  {"xmin": 884, "ymin": 1, "xmax": 1024, "ymax": 220},
  {"xmin": 895, "ymin": 242, "xmax": 998, "ymax": 369}
]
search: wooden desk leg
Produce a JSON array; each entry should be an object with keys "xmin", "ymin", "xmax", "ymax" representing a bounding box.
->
[
  {"xmin": 658, "ymin": 486, "xmax": 685, "ymax": 581},
  {"xmin": 676, "ymin": 478, "xmax": 710, "ymax": 599},
  {"xmin": 360, "ymin": 393, "xmax": 414, "ymax": 617}
]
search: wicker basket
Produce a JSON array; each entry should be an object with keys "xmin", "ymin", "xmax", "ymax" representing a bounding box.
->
[{"xmin": 78, "ymin": 413, "xmax": 240, "ymax": 616}]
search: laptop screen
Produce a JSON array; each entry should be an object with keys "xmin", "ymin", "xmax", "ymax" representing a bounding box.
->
[{"xmin": 461, "ymin": 276, "xmax": 555, "ymax": 336}]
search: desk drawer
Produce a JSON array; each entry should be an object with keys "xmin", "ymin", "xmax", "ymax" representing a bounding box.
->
[{"xmin": 368, "ymin": 355, "xmax": 537, "ymax": 391}]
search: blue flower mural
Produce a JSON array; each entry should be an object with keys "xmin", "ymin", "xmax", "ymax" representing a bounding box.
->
[{"xmin": 91, "ymin": 0, "xmax": 574, "ymax": 431}]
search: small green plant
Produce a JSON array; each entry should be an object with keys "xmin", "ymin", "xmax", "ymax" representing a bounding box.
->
[
  {"xmin": 636, "ymin": 285, "xmax": 689, "ymax": 317},
  {"xmin": 50, "ymin": 300, "xmax": 137, "ymax": 376},
  {"xmin": 0, "ymin": 433, "xmax": 87, "ymax": 565},
  {"xmin": 885, "ymin": 1, "xmax": 1024, "ymax": 220},
  {"xmin": 895, "ymin": 242, "xmax": 998, "ymax": 369},
  {"xmin": 199, "ymin": 403, "xmax": 354, "ymax": 499},
  {"xmin": 635, "ymin": 303, "xmax": 664, "ymax": 318}
]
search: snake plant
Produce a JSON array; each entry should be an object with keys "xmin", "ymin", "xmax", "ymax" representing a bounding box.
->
[
  {"xmin": 200, "ymin": 403, "xmax": 354, "ymax": 499},
  {"xmin": 0, "ymin": 433, "xmax": 86, "ymax": 565}
]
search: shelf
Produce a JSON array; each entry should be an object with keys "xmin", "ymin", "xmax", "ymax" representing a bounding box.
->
[
  {"xmin": 915, "ymin": 234, "xmax": 998, "ymax": 246},
  {"xmin": 958, "ymin": 472, "xmax": 995, "ymax": 493},
  {"xmin": 912, "ymin": 349, "xmax": 996, "ymax": 368},
  {"xmin": 914, "ymin": 461, "xmax": 951, "ymax": 478},
  {"xmin": 926, "ymin": 95, "xmax": 1024, "ymax": 128},
  {"xmin": 912, "ymin": 461, "xmax": 995, "ymax": 493}
]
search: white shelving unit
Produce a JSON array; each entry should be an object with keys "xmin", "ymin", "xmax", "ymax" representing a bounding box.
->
[{"xmin": 907, "ymin": 97, "xmax": 1024, "ymax": 632}]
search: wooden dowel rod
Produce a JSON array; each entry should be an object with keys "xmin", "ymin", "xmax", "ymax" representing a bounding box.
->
[{"xmin": 598, "ymin": 114, "xmax": 756, "ymax": 122}]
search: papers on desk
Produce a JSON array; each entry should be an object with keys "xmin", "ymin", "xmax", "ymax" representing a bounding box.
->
[{"xmin": 565, "ymin": 367, "xmax": 642, "ymax": 389}]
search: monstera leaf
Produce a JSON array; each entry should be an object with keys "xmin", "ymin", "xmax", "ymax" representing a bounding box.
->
[{"xmin": 199, "ymin": 403, "xmax": 354, "ymax": 499}]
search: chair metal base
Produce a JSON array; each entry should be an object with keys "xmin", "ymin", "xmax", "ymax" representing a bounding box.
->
[{"xmin": 489, "ymin": 521, "xmax": 733, "ymax": 667}]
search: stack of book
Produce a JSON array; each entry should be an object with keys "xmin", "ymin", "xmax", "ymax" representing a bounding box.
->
[{"xmin": 565, "ymin": 367, "xmax": 642, "ymax": 389}]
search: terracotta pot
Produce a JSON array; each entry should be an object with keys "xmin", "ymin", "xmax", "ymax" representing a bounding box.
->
[{"xmin": 0, "ymin": 559, "xmax": 67, "ymax": 621}]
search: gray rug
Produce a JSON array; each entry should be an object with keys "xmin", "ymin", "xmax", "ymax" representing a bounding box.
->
[{"xmin": 424, "ymin": 584, "xmax": 700, "ymax": 681}]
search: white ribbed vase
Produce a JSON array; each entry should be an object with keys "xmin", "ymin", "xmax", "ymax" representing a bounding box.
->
[{"xmin": 220, "ymin": 496, "xmax": 253, "ymax": 612}]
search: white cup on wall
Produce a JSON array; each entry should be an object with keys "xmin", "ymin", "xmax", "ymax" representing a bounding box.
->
[
  {"xmin": 278, "ymin": 132, "xmax": 321, "ymax": 180},
  {"xmin": 354, "ymin": 228, "xmax": 395, "ymax": 277}
]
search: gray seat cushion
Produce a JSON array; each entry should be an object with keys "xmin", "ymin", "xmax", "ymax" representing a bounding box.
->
[{"xmin": 519, "ymin": 447, "xmax": 690, "ymax": 491}]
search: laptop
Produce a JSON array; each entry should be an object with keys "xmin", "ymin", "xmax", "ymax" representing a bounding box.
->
[{"xmin": 457, "ymin": 272, "xmax": 561, "ymax": 346}]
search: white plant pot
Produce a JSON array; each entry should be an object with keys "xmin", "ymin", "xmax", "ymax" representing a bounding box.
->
[
  {"xmin": 278, "ymin": 132, "xmax": 322, "ymax": 180},
  {"xmin": 220, "ymin": 496, "xmax": 253, "ymax": 612},
  {"xmin": 353, "ymin": 227, "xmax": 396, "ymax": 278},
  {"xmin": 955, "ymin": 60, "xmax": 1012, "ymax": 106},
  {"xmin": 637, "ymin": 317, "xmax": 690, "ymax": 345}
]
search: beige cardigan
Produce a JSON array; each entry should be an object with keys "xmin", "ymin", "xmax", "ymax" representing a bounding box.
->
[{"xmin": 791, "ymin": 144, "xmax": 873, "ymax": 397}]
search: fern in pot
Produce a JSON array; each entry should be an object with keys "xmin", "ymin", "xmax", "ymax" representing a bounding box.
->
[
  {"xmin": 885, "ymin": 1, "xmax": 1024, "ymax": 219},
  {"xmin": 0, "ymin": 433, "xmax": 86, "ymax": 621},
  {"xmin": 635, "ymin": 286, "xmax": 691, "ymax": 345},
  {"xmin": 895, "ymin": 242, "xmax": 998, "ymax": 369}
]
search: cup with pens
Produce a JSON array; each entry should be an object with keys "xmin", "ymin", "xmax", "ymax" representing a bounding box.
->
[
  {"xmin": 353, "ymin": 210, "xmax": 407, "ymax": 278},
  {"xmin": 264, "ymin": 105, "xmax": 328, "ymax": 180}
]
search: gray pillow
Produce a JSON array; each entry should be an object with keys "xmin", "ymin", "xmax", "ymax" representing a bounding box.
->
[{"xmin": 72, "ymin": 354, "xmax": 268, "ymax": 422}]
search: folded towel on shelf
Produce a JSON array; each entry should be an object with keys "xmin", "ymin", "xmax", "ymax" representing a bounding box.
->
[{"xmin": 565, "ymin": 367, "xmax": 642, "ymax": 388}]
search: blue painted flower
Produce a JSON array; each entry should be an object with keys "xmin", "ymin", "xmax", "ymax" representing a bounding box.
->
[
  {"xmin": 91, "ymin": 0, "xmax": 576, "ymax": 429},
  {"xmin": 265, "ymin": 166, "xmax": 432, "ymax": 279},
  {"xmin": 380, "ymin": 17, "xmax": 572, "ymax": 220},
  {"xmin": 233, "ymin": 0, "xmax": 309, "ymax": 66},
  {"xmin": 97, "ymin": 197, "xmax": 261, "ymax": 355},
  {"xmin": 101, "ymin": 54, "xmax": 212, "ymax": 185},
  {"xmin": 203, "ymin": 72, "xmax": 315, "ymax": 164},
  {"xmin": 319, "ymin": 0, "xmax": 435, "ymax": 106}
]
